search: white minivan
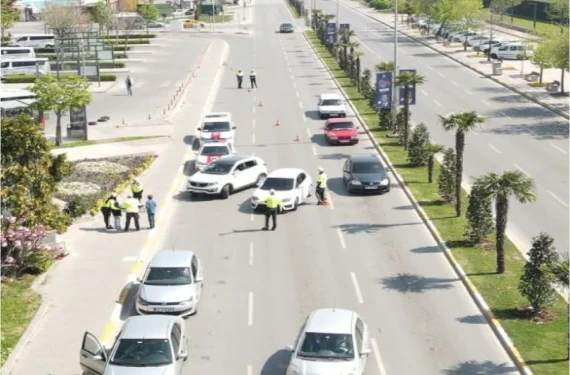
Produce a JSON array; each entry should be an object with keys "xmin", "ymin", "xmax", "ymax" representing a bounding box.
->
[
  {"xmin": 1, "ymin": 47, "xmax": 36, "ymax": 59},
  {"xmin": 11, "ymin": 34, "xmax": 55, "ymax": 48},
  {"xmin": 490, "ymin": 42, "xmax": 534, "ymax": 60},
  {"xmin": 1, "ymin": 58, "xmax": 51, "ymax": 76}
]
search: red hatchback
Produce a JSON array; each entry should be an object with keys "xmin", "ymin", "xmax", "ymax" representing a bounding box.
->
[{"xmin": 324, "ymin": 118, "xmax": 359, "ymax": 145}]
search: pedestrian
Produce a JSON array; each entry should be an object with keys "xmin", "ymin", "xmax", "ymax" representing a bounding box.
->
[
  {"xmin": 131, "ymin": 180, "xmax": 143, "ymax": 203},
  {"xmin": 122, "ymin": 194, "xmax": 141, "ymax": 231},
  {"xmin": 111, "ymin": 196, "xmax": 122, "ymax": 230},
  {"xmin": 262, "ymin": 189, "xmax": 283, "ymax": 231},
  {"xmin": 101, "ymin": 194, "xmax": 115, "ymax": 229},
  {"xmin": 145, "ymin": 194, "xmax": 157, "ymax": 229},
  {"xmin": 315, "ymin": 167, "xmax": 328, "ymax": 205},
  {"xmin": 249, "ymin": 69, "xmax": 257, "ymax": 88},
  {"xmin": 125, "ymin": 75, "xmax": 133, "ymax": 96},
  {"xmin": 236, "ymin": 69, "xmax": 244, "ymax": 89}
]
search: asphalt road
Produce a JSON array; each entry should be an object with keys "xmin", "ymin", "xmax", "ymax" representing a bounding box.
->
[
  {"xmin": 315, "ymin": 0, "xmax": 569, "ymax": 255},
  {"xmin": 142, "ymin": 0, "xmax": 519, "ymax": 373}
]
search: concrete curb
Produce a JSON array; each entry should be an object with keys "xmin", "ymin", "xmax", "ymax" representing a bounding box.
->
[{"xmin": 303, "ymin": 32, "xmax": 533, "ymax": 375}]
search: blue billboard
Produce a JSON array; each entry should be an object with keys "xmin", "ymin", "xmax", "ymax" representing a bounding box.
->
[
  {"xmin": 398, "ymin": 69, "xmax": 417, "ymax": 106},
  {"xmin": 326, "ymin": 23, "xmax": 337, "ymax": 45},
  {"xmin": 339, "ymin": 23, "xmax": 350, "ymax": 32},
  {"xmin": 376, "ymin": 72, "xmax": 392, "ymax": 109}
]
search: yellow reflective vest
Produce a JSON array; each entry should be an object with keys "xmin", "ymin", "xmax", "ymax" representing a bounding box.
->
[
  {"xmin": 317, "ymin": 173, "xmax": 328, "ymax": 189},
  {"xmin": 264, "ymin": 196, "xmax": 282, "ymax": 209},
  {"xmin": 131, "ymin": 184, "xmax": 143, "ymax": 193},
  {"xmin": 122, "ymin": 198, "xmax": 140, "ymax": 213}
]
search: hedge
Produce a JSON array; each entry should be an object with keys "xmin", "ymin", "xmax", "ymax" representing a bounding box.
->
[
  {"xmin": 2, "ymin": 74, "xmax": 117, "ymax": 83},
  {"xmin": 35, "ymin": 46, "xmax": 131, "ymax": 53},
  {"xmin": 49, "ymin": 62, "xmax": 126, "ymax": 70},
  {"xmin": 103, "ymin": 39, "xmax": 150, "ymax": 45},
  {"xmin": 110, "ymin": 33, "xmax": 157, "ymax": 39},
  {"xmin": 37, "ymin": 53, "xmax": 128, "ymax": 60}
]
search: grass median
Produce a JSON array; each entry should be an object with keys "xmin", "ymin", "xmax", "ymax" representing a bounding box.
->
[
  {"xmin": 51, "ymin": 136, "xmax": 165, "ymax": 149},
  {"xmin": 481, "ymin": 9, "xmax": 567, "ymax": 36},
  {"xmin": 306, "ymin": 30, "xmax": 568, "ymax": 375}
]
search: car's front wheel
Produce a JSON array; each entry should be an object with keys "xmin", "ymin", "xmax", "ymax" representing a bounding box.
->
[
  {"xmin": 292, "ymin": 197, "xmax": 299, "ymax": 211},
  {"xmin": 220, "ymin": 184, "xmax": 231, "ymax": 199}
]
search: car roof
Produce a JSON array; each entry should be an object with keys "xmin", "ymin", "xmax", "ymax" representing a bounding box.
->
[
  {"xmin": 267, "ymin": 168, "xmax": 305, "ymax": 178},
  {"xmin": 120, "ymin": 315, "xmax": 177, "ymax": 339},
  {"xmin": 319, "ymin": 93, "xmax": 342, "ymax": 100},
  {"xmin": 149, "ymin": 250, "xmax": 194, "ymax": 268},
  {"xmin": 327, "ymin": 117, "xmax": 354, "ymax": 123},
  {"xmin": 305, "ymin": 308, "xmax": 355, "ymax": 334},
  {"xmin": 215, "ymin": 155, "xmax": 252, "ymax": 164},
  {"xmin": 349, "ymin": 153, "xmax": 382, "ymax": 163}
]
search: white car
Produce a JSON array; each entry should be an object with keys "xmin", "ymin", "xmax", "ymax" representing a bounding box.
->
[
  {"xmin": 251, "ymin": 168, "xmax": 313, "ymax": 212},
  {"xmin": 195, "ymin": 141, "xmax": 235, "ymax": 171},
  {"xmin": 473, "ymin": 39, "xmax": 502, "ymax": 52},
  {"xmin": 286, "ymin": 308, "xmax": 371, "ymax": 375},
  {"xmin": 464, "ymin": 35, "xmax": 489, "ymax": 47},
  {"xmin": 187, "ymin": 155, "xmax": 267, "ymax": 199},
  {"xmin": 198, "ymin": 113, "xmax": 236, "ymax": 144},
  {"xmin": 204, "ymin": 112, "xmax": 232, "ymax": 120},
  {"xmin": 317, "ymin": 93, "xmax": 347, "ymax": 119}
]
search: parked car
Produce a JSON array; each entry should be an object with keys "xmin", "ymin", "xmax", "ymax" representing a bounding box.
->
[
  {"xmin": 463, "ymin": 35, "xmax": 489, "ymax": 47},
  {"xmin": 482, "ymin": 40, "xmax": 516, "ymax": 55},
  {"xmin": 323, "ymin": 118, "xmax": 359, "ymax": 145},
  {"xmin": 251, "ymin": 168, "xmax": 312, "ymax": 212},
  {"xmin": 147, "ymin": 21, "xmax": 166, "ymax": 28},
  {"xmin": 490, "ymin": 42, "xmax": 534, "ymax": 60},
  {"xmin": 183, "ymin": 19, "xmax": 206, "ymax": 28},
  {"xmin": 343, "ymin": 153, "xmax": 391, "ymax": 194},
  {"xmin": 473, "ymin": 39, "xmax": 502, "ymax": 52}
]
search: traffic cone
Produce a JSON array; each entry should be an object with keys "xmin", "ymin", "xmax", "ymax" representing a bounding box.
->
[
  {"xmin": 294, "ymin": 134, "xmax": 300, "ymax": 141},
  {"xmin": 258, "ymin": 101, "xmax": 263, "ymax": 107},
  {"xmin": 275, "ymin": 120, "xmax": 280, "ymax": 126}
]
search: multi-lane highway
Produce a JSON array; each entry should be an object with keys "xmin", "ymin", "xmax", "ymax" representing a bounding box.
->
[
  {"xmin": 147, "ymin": 0, "xmax": 519, "ymax": 373},
  {"xmin": 314, "ymin": 0, "xmax": 569, "ymax": 255}
]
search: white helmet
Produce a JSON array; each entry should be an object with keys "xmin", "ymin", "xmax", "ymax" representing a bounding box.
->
[
  {"xmin": 270, "ymin": 189, "xmax": 275, "ymax": 194},
  {"xmin": 318, "ymin": 167, "xmax": 324, "ymax": 172}
]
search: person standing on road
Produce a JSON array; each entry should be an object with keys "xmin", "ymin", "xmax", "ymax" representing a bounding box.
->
[
  {"xmin": 145, "ymin": 195, "xmax": 157, "ymax": 229},
  {"xmin": 131, "ymin": 180, "xmax": 144, "ymax": 203},
  {"xmin": 262, "ymin": 189, "xmax": 283, "ymax": 231},
  {"xmin": 316, "ymin": 167, "xmax": 328, "ymax": 205},
  {"xmin": 101, "ymin": 194, "xmax": 115, "ymax": 229},
  {"xmin": 236, "ymin": 69, "xmax": 245, "ymax": 89},
  {"xmin": 249, "ymin": 69, "xmax": 257, "ymax": 88},
  {"xmin": 111, "ymin": 196, "xmax": 122, "ymax": 230},
  {"xmin": 125, "ymin": 75, "xmax": 133, "ymax": 96},
  {"xmin": 122, "ymin": 194, "xmax": 141, "ymax": 231}
]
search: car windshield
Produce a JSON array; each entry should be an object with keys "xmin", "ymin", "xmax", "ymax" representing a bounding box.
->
[
  {"xmin": 260, "ymin": 177, "xmax": 294, "ymax": 191},
  {"xmin": 144, "ymin": 267, "xmax": 192, "ymax": 286},
  {"xmin": 353, "ymin": 161, "xmax": 384, "ymax": 174},
  {"xmin": 282, "ymin": 23, "xmax": 293, "ymax": 28},
  {"xmin": 201, "ymin": 146, "xmax": 230, "ymax": 156},
  {"xmin": 328, "ymin": 121, "xmax": 354, "ymax": 130},
  {"xmin": 321, "ymin": 99, "xmax": 342, "ymax": 106},
  {"xmin": 298, "ymin": 333, "xmax": 355, "ymax": 359},
  {"xmin": 203, "ymin": 121, "xmax": 230, "ymax": 132},
  {"xmin": 201, "ymin": 162, "xmax": 233, "ymax": 174},
  {"xmin": 110, "ymin": 339, "xmax": 173, "ymax": 366}
]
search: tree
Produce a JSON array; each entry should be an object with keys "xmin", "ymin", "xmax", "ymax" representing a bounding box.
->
[
  {"xmin": 395, "ymin": 71, "xmax": 425, "ymax": 149},
  {"xmin": 91, "ymin": 0, "xmax": 115, "ymax": 34},
  {"xmin": 407, "ymin": 123, "xmax": 431, "ymax": 166},
  {"xmin": 518, "ymin": 233, "xmax": 558, "ymax": 316},
  {"xmin": 376, "ymin": 61, "xmax": 395, "ymax": 73},
  {"xmin": 530, "ymin": 41, "xmax": 553, "ymax": 84},
  {"xmin": 423, "ymin": 143, "xmax": 445, "ymax": 183},
  {"xmin": 138, "ymin": 4, "xmax": 160, "ymax": 35},
  {"xmin": 1, "ymin": 114, "xmax": 73, "ymax": 233},
  {"xmin": 339, "ymin": 28, "xmax": 355, "ymax": 43},
  {"xmin": 465, "ymin": 182, "xmax": 493, "ymax": 243},
  {"xmin": 440, "ymin": 111, "xmax": 485, "ymax": 217},
  {"xmin": 476, "ymin": 171, "xmax": 537, "ymax": 273},
  {"xmin": 42, "ymin": 2, "xmax": 90, "ymax": 38},
  {"xmin": 0, "ymin": 0, "xmax": 19, "ymax": 39},
  {"xmin": 438, "ymin": 148, "xmax": 456, "ymax": 203},
  {"xmin": 30, "ymin": 75, "xmax": 92, "ymax": 146},
  {"xmin": 545, "ymin": 29, "xmax": 570, "ymax": 93},
  {"xmin": 545, "ymin": 0, "xmax": 569, "ymax": 33},
  {"xmin": 545, "ymin": 251, "xmax": 570, "ymax": 359},
  {"xmin": 456, "ymin": 0, "xmax": 484, "ymax": 51},
  {"xmin": 353, "ymin": 51, "xmax": 364, "ymax": 90}
]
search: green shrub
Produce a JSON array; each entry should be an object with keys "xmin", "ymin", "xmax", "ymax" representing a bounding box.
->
[
  {"xmin": 370, "ymin": 0, "xmax": 391, "ymax": 10},
  {"xmin": 37, "ymin": 53, "xmax": 128, "ymax": 60},
  {"xmin": 465, "ymin": 182, "xmax": 494, "ymax": 243},
  {"xmin": 24, "ymin": 250, "xmax": 55, "ymax": 274},
  {"xmin": 2, "ymin": 74, "xmax": 117, "ymax": 83},
  {"xmin": 407, "ymin": 123, "xmax": 430, "ymax": 167},
  {"xmin": 103, "ymin": 39, "xmax": 150, "ymax": 45},
  {"xmin": 112, "ymin": 33, "xmax": 156, "ymax": 39},
  {"xmin": 35, "ymin": 46, "xmax": 131, "ymax": 53},
  {"xmin": 49, "ymin": 62, "xmax": 126, "ymax": 70},
  {"xmin": 63, "ymin": 197, "xmax": 88, "ymax": 218},
  {"xmin": 438, "ymin": 148, "xmax": 456, "ymax": 204}
]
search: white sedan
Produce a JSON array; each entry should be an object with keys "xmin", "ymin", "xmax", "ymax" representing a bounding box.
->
[
  {"xmin": 195, "ymin": 141, "xmax": 235, "ymax": 171},
  {"xmin": 251, "ymin": 168, "xmax": 312, "ymax": 212}
]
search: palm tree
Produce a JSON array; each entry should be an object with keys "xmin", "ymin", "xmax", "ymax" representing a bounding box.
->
[
  {"xmin": 375, "ymin": 61, "xmax": 395, "ymax": 72},
  {"xmin": 394, "ymin": 72, "xmax": 425, "ymax": 150},
  {"xmin": 545, "ymin": 252, "xmax": 569, "ymax": 359},
  {"xmin": 440, "ymin": 111, "xmax": 485, "ymax": 217},
  {"xmin": 423, "ymin": 143, "xmax": 445, "ymax": 183},
  {"xmin": 339, "ymin": 28, "xmax": 356, "ymax": 43},
  {"xmin": 353, "ymin": 50, "xmax": 364, "ymax": 89},
  {"xmin": 476, "ymin": 171, "xmax": 537, "ymax": 274}
]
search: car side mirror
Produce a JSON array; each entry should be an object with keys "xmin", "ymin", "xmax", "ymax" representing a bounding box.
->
[
  {"xmin": 360, "ymin": 348, "xmax": 371, "ymax": 356},
  {"xmin": 195, "ymin": 276, "xmax": 203, "ymax": 283},
  {"xmin": 285, "ymin": 345, "xmax": 294, "ymax": 352},
  {"xmin": 356, "ymin": 126, "xmax": 360, "ymax": 130},
  {"xmin": 136, "ymin": 277, "xmax": 142, "ymax": 283},
  {"xmin": 177, "ymin": 352, "xmax": 188, "ymax": 360},
  {"xmin": 197, "ymin": 127, "xmax": 201, "ymax": 131},
  {"xmin": 232, "ymin": 126, "xmax": 236, "ymax": 130}
]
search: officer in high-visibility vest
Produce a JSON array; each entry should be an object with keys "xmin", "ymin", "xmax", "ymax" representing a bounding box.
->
[
  {"xmin": 236, "ymin": 69, "xmax": 245, "ymax": 89},
  {"xmin": 111, "ymin": 197, "xmax": 122, "ymax": 230},
  {"xmin": 316, "ymin": 167, "xmax": 328, "ymax": 205},
  {"xmin": 249, "ymin": 69, "xmax": 257, "ymax": 88},
  {"xmin": 101, "ymin": 193, "xmax": 116, "ymax": 229},
  {"xmin": 131, "ymin": 180, "xmax": 144, "ymax": 203},
  {"xmin": 122, "ymin": 194, "xmax": 141, "ymax": 231},
  {"xmin": 262, "ymin": 189, "xmax": 283, "ymax": 231}
]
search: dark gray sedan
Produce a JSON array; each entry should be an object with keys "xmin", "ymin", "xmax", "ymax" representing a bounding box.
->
[
  {"xmin": 279, "ymin": 23, "xmax": 294, "ymax": 33},
  {"xmin": 343, "ymin": 153, "xmax": 390, "ymax": 194}
]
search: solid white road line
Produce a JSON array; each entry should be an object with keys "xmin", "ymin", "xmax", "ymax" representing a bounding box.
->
[
  {"xmin": 296, "ymin": 91, "xmax": 300, "ymax": 98},
  {"xmin": 487, "ymin": 143, "xmax": 501, "ymax": 154},
  {"xmin": 306, "ymin": 128, "xmax": 312, "ymax": 137},
  {"xmin": 356, "ymin": 38, "xmax": 375, "ymax": 54},
  {"xmin": 249, "ymin": 243, "xmax": 254, "ymax": 266},
  {"xmin": 465, "ymin": 89, "xmax": 474, "ymax": 95},
  {"xmin": 292, "ymin": 82, "xmax": 297, "ymax": 89},
  {"xmin": 248, "ymin": 292, "xmax": 254, "ymax": 326},
  {"xmin": 350, "ymin": 272, "xmax": 364, "ymax": 304},
  {"xmin": 550, "ymin": 143, "xmax": 567, "ymax": 154},
  {"xmin": 547, "ymin": 190, "xmax": 569, "ymax": 208},
  {"xmin": 122, "ymin": 256, "xmax": 137, "ymax": 262},
  {"xmin": 336, "ymin": 228, "xmax": 347, "ymax": 249},
  {"xmin": 252, "ymin": 134, "xmax": 256, "ymax": 144},
  {"xmin": 420, "ymin": 89, "xmax": 428, "ymax": 96},
  {"xmin": 427, "ymin": 66, "xmax": 434, "ymax": 70},
  {"xmin": 312, "ymin": 144, "xmax": 318, "ymax": 156},
  {"xmin": 290, "ymin": 74, "xmax": 294, "ymax": 80},
  {"xmin": 481, "ymin": 100, "xmax": 490, "ymax": 106},
  {"xmin": 370, "ymin": 338, "xmax": 388, "ymax": 375},
  {"xmin": 252, "ymin": 118, "xmax": 256, "ymax": 128},
  {"xmin": 252, "ymin": 106, "xmax": 256, "ymax": 114},
  {"xmin": 450, "ymin": 80, "xmax": 459, "ymax": 86},
  {"xmin": 513, "ymin": 164, "xmax": 528, "ymax": 175},
  {"xmin": 437, "ymin": 72, "xmax": 445, "ymax": 78},
  {"xmin": 247, "ymin": 365, "xmax": 253, "ymax": 375},
  {"xmin": 433, "ymin": 100, "xmax": 442, "ymax": 107}
]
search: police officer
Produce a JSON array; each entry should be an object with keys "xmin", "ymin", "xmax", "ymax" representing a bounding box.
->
[
  {"xmin": 111, "ymin": 196, "xmax": 122, "ymax": 230},
  {"xmin": 236, "ymin": 69, "xmax": 245, "ymax": 89},
  {"xmin": 101, "ymin": 194, "xmax": 115, "ymax": 229},
  {"xmin": 262, "ymin": 189, "xmax": 283, "ymax": 231},
  {"xmin": 249, "ymin": 69, "xmax": 257, "ymax": 88},
  {"xmin": 131, "ymin": 180, "xmax": 143, "ymax": 203},
  {"xmin": 122, "ymin": 194, "xmax": 141, "ymax": 231},
  {"xmin": 316, "ymin": 167, "xmax": 328, "ymax": 205}
]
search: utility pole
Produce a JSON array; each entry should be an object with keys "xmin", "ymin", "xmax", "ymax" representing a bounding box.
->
[
  {"xmin": 335, "ymin": 0, "xmax": 339, "ymax": 40},
  {"xmin": 391, "ymin": 0, "xmax": 398, "ymax": 128}
]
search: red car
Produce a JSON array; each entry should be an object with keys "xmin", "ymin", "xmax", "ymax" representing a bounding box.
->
[{"xmin": 323, "ymin": 118, "xmax": 359, "ymax": 145}]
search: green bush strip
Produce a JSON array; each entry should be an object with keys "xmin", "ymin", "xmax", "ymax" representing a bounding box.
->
[
  {"xmin": 2, "ymin": 74, "xmax": 117, "ymax": 83},
  {"xmin": 284, "ymin": 0, "xmax": 302, "ymax": 18},
  {"xmin": 35, "ymin": 46, "xmax": 131, "ymax": 53},
  {"xmin": 52, "ymin": 136, "xmax": 166, "ymax": 149},
  {"xmin": 306, "ymin": 30, "xmax": 568, "ymax": 375},
  {"xmin": 49, "ymin": 62, "xmax": 125, "ymax": 70},
  {"xmin": 37, "ymin": 53, "xmax": 128, "ymax": 60},
  {"xmin": 107, "ymin": 33, "xmax": 157, "ymax": 39},
  {"xmin": 103, "ymin": 39, "xmax": 151, "ymax": 45}
]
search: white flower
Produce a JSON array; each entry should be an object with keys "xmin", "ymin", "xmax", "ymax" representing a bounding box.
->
[
  {"xmin": 57, "ymin": 181, "xmax": 102, "ymax": 196},
  {"xmin": 75, "ymin": 161, "xmax": 129, "ymax": 175}
]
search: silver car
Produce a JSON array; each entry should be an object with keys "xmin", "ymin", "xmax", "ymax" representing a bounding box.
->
[
  {"xmin": 136, "ymin": 250, "xmax": 204, "ymax": 317},
  {"xmin": 79, "ymin": 315, "xmax": 188, "ymax": 375}
]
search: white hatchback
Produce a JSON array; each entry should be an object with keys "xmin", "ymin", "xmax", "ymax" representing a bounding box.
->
[
  {"xmin": 195, "ymin": 141, "xmax": 235, "ymax": 171},
  {"xmin": 198, "ymin": 113, "xmax": 236, "ymax": 145},
  {"xmin": 251, "ymin": 168, "xmax": 313, "ymax": 212}
]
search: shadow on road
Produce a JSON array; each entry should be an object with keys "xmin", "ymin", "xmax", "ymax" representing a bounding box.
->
[
  {"xmin": 237, "ymin": 197, "xmax": 255, "ymax": 215},
  {"xmin": 443, "ymin": 360, "xmax": 518, "ymax": 374},
  {"xmin": 310, "ymin": 133, "xmax": 327, "ymax": 147},
  {"xmin": 121, "ymin": 282, "xmax": 140, "ymax": 320},
  {"xmin": 318, "ymin": 152, "xmax": 350, "ymax": 160},
  {"xmin": 304, "ymin": 110, "xmax": 323, "ymax": 121},
  {"xmin": 260, "ymin": 349, "xmax": 291, "ymax": 375},
  {"xmin": 183, "ymin": 160, "xmax": 196, "ymax": 177},
  {"xmin": 456, "ymin": 314, "xmax": 487, "ymax": 324},
  {"xmin": 409, "ymin": 245, "xmax": 441, "ymax": 254},
  {"xmin": 326, "ymin": 177, "xmax": 349, "ymax": 197},
  {"xmin": 480, "ymin": 120, "xmax": 569, "ymax": 140},
  {"xmin": 334, "ymin": 221, "xmax": 423, "ymax": 234},
  {"xmin": 378, "ymin": 273, "xmax": 457, "ymax": 293}
]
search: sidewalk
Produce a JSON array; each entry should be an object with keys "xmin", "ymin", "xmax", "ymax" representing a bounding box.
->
[
  {"xmin": 341, "ymin": 0, "xmax": 570, "ymax": 118},
  {"xmin": 51, "ymin": 137, "xmax": 171, "ymax": 161},
  {"xmin": 2, "ymin": 38, "xmax": 229, "ymax": 375}
]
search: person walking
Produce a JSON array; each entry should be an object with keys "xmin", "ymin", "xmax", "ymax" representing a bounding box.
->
[
  {"xmin": 262, "ymin": 189, "xmax": 283, "ymax": 231},
  {"xmin": 315, "ymin": 167, "xmax": 328, "ymax": 205},
  {"xmin": 236, "ymin": 69, "xmax": 245, "ymax": 89},
  {"xmin": 249, "ymin": 69, "xmax": 257, "ymax": 88},
  {"xmin": 125, "ymin": 75, "xmax": 133, "ymax": 96},
  {"xmin": 131, "ymin": 180, "xmax": 144, "ymax": 203},
  {"xmin": 111, "ymin": 197, "xmax": 122, "ymax": 230},
  {"xmin": 122, "ymin": 194, "xmax": 141, "ymax": 231},
  {"xmin": 145, "ymin": 194, "xmax": 157, "ymax": 229},
  {"xmin": 101, "ymin": 194, "xmax": 115, "ymax": 229}
]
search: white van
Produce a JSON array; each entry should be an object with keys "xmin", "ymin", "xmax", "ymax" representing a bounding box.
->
[
  {"xmin": 490, "ymin": 42, "xmax": 534, "ymax": 60},
  {"xmin": 1, "ymin": 47, "xmax": 36, "ymax": 60},
  {"xmin": 1, "ymin": 58, "xmax": 51, "ymax": 76},
  {"xmin": 11, "ymin": 34, "xmax": 55, "ymax": 48}
]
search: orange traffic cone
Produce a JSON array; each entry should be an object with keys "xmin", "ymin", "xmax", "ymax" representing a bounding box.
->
[
  {"xmin": 275, "ymin": 119, "xmax": 280, "ymax": 126},
  {"xmin": 258, "ymin": 101, "xmax": 263, "ymax": 107},
  {"xmin": 294, "ymin": 134, "xmax": 300, "ymax": 141}
]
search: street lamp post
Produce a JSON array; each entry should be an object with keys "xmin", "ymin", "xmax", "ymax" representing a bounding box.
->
[
  {"xmin": 531, "ymin": 2, "xmax": 537, "ymax": 31},
  {"xmin": 391, "ymin": 0, "xmax": 398, "ymax": 128},
  {"xmin": 335, "ymin": 0, "xmax": 339, "ymax": 39}
]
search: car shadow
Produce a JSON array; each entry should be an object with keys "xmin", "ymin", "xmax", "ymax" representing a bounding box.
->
[
  {"xmin": 183, "ymin": 160, "xmax": 196, "ymax": 177},
  {"xmin": 318, "ymin": 152, "xmax": 349, "ymax": 160},
  {"xmin": 121, "ymin": 282, "xmax": 139, "ymax": 320},
  {"xmin": 304, "ymin": 110, "xmax": 322, "ymax": 120},
  {"xmin": 260, "ymin": 349, "xmax": 292, "ymax": 375},
  {"xmin": 327, "ymin": 177, "xmax": 350, "ymax": 197},
  {"xmin": 237, "ymin": 197, "xmax": 256, "ymax": 214}
]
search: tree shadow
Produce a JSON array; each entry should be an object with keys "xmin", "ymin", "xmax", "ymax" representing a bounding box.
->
[
  {"xmin": 491, "ymin": 307, "xmax": 534, "ymax": 321},
  {"xmin": 445, "ymin": 240, "xmax": 475, "ymax": 248},
  {"xmin": 411, "ymin": 52, "xmax": 440, "ymax": 58},
  {"xmin": 526, "ymin": 357, "xmax": 569, "ymax": 365},
  {"xmin": 392, "ymin": 204, "xmax": 414, "ymax": 210},
  {"xmin": 333, "ymin": 221, "xmax": 424, "ymax": 234},
  {"xmin": 488, "ymin": 106, "xmax": 554, "ymax": 120},
  {"xmin": 79, "ymin": 227, "xmax": 122, "ymax": 234},
  {"xmin": 260, "ymin": 349, "xmax": 291, "ymax": 375},
  {"xmin": 417, "ymin": 199, "xmax": 446, "ymax": 207},
  {"xmin": 410, "ymin": 245, "xmax": 441, "ymax": 254},
  {"xmin": 481, "ymin": 120, "xmax": 569, "ymax": 140},
  {"xmin": 456, "ymin": 314, "xmax": 487, "ymax": 324},
  {"xmin": 378, "ymin": 273, "xmax": 456, "ymax": 293},
  {"xmin": 443, "ymin": 360, "xmax": 518, "ymax": 374},
  {"xmin": 488, "ymin": 94, "xmax": 528, "ymax": 104}
]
